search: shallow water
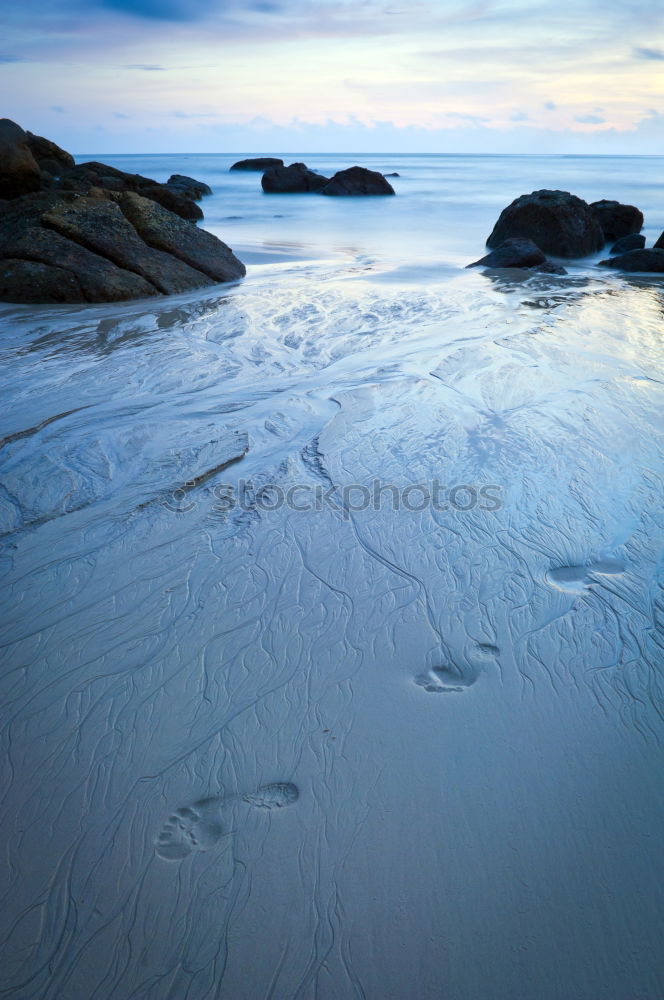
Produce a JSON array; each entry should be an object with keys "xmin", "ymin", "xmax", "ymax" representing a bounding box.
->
[{"xmin": 1, "ymin": 155, "xmax": 663, "ymax": 999}]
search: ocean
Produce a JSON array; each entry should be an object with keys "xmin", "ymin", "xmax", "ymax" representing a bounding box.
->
[{"xmin": 1, "ymin": 153, "xmax": 663, "ymax": 999}]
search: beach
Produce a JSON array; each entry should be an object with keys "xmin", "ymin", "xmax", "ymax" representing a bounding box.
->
[{"xmin": 1, "ymin": 153, "xmax": 663, "ymax": 999}]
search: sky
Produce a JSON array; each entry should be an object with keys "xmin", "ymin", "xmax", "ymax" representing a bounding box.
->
[{"xmin": 1, "ymin": 0, "xmax": 663, "ymax": 153}]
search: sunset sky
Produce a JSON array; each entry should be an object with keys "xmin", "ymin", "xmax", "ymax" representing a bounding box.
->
[{"xmin": 2, "ymin": 0, "xmax": 663, "ymax": 153}]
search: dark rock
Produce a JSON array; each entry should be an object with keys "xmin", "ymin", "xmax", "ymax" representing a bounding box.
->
[
  {"xmin": 0, "ymin": 192, "xmax": 158, "ymax": 302},
  {"xmin": 261, "ymin": 162, "xmax": 329, "ymax": 193},
  {"xmin": 533, "ymin": 260, "xmax": 568, "ymax": 275},
  {"xmin": 384, "ymin": 172, "xmax": 400, "ymax": 177},
  {"xmin": 42, "ymin": 196, "xmax": 212, "ymax": 295},
  {"xmin": 654, "ymin": 232, "xmax": 664, "ymax": 250},
  {"xmin": 141, "ymin": 185, "xmax": 203, "ymax": 221},
  {"xmin": 231, "ymin": 157, "xmax": 284, "ymax": 171},
  {"xmin": 0, "ymin": 119, "xmax": 41, "ymax": 198},
  {"xmin": 166, "ymin": 174, "xmax": 212, "ymax": 199},
  {"xmin": 486, "ymin": 189, "xmax": 605, "ymax": 258},
  {"xmin": 0, "ymin": 188, "xmax": 245, "ymax": 303},
  {"xmin": 589, "ymin": 200, "xmax": 643, "ymax": 242},
  {"xmin": 118, "ymin": 192, "xmax": 245, "ymax": 283},
  {"xmin": 599, "ymin": 248, "xmax": 664, "ymax": 273},
  {"xmin": 468, "ymin": 237, "xmax": 547, "ymax": 268},
  {"xmin": 25, "ymin": 131, "xmax": 75, "ymax": 177},
  {"xmin": 0, "ymin": 258, "xmax": 84, "ymax": 303},
  {"xmin": 61, "ymin": 161, "xmax": 157, "ymax": 194},
  {"xmin": 609, "ymin": 233, "xmax": 646, "ymax": 254},
  {"xmin": 320, "ymin": 166, "xmax": 395, "ymax": 197}
]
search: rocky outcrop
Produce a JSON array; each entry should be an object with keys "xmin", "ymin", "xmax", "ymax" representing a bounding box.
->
[
  {"xmin": 609, "ymin": 233, "xmax": 646, "ymax": 254},
  {"xmin": 486, "ymin": 190, "xmax": 605, "ymax": 258},
  {"xmin": 25, "ymin": 131, "xmax": 75, "ymax": 178},
  {"xmin": 60, "ymin": 160, "xmax": 204, "ymax": 221},
  {"xmin": 261, "ymin": 162, "xmax": 329, "ymax": 193},
  {"xmin": 166, "ymin": 174, "xmax": 212, "ymax": 199},
  {"xmin": 0, "ymin": 189, "xmax": 245, "ymax": 304},
  {"xmin": 599, "ymin": 248, "xmax": 664, "ymax": 273},
  {"xmin": 231, "ymin": 157, "xmax": 284, "ymax": 171},
  {"xmin": 140, "ymin": 185, "xmax": 203, "ymax": 221},
  {"xmin": 590, "ymin": 200, "xmax": 643, "ymax": 242},
  {"xmin": 0, "ymin": 119, "xmax": 41, "ymax": 198},
  {"xmin": 654, "ymin": 232, "xmax": 664, "ymax": 250},
  {"xmin": 320, "ymin": 166, "xmax": 395, "ymax": 196}
]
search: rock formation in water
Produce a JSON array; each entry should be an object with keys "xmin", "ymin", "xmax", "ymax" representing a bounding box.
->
[
  {"xmin": 231, "ymin": 157, "xmax": 284, "ymax": 171},
  {"xmin": 261, "ymin": 162, "xmax": 330, "ymax": 193},
  {"xmin": 0, "ymin": 120, "xmax": 245, "ymax": 304},
  {"xmin": 599, "ymin": 248, "xmax": 664, "ymax": 272},
  {"xmin": 320, "ymin": 166, "xmax": 396, "ymax": 196},
  {"xmin": 467, "ymin": 236, "xmax": 567, "ymax": 273},
  {"xmin": 589, "ymin": 199, "xmax": 644, "ymax": 242},
  {"xmin": 486, "ymin": 189, "xmax": 606, "ymax": 258},
  {"xmin": 609, "ymin": 233, "xmax": 646, "ymax": 254}
]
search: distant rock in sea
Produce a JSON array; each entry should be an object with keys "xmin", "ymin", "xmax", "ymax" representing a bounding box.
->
[
  {"xmin": 654, "ymin": 231, "xmax": 664, "ymax": 250},
  {"xmin": 0, "ymin": 120, "xmax": 245, "ymax": 304},
  {"xmin": 486, "ymin": 189, "xmax": 605, "ymax": 258},
  {"xmin": 261, "ymin": 162, "xmax": 329, "ymax": 193},
  {"xmin": 320, "ymin": 166, "xmax": 395, "ymax": 196},
  {"xmin": 231, "ymin": 157, "xmax": 284, "ymax": 171},
  {"xmin": 467, "ymin": 237, "xmax": 567, "ymax": 273},
  {"xmin": 589, "ymin": 200, "xmax": 644, "ymax": 242},
  {"xmin": 609, "ymin": 233, "xmax": 646, "ymax": 254},
  {"xmin": 599, "ymin": 248, "xmax": 664, "ymax": 273}
]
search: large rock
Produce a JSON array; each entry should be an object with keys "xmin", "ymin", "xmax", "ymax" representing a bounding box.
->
[
  {"xmin": 468, "ymin": 237, "xmax": 547, "ymax": 268},
  {"xmin": 599, "ymin": 248, "xmax": 664, "ymax": 273},
  {"xmin": 118, "ymin": 192, "xmax": 245, "ymax": 283},
  {"xmin": 0, "ymin": 119, "xmax": 41, "ymax": 199},
  {"xmin": 261, "ymin": 162, "xmax": 329, "ymax": 193},
  {"xmin": 166, "ymin": 174, "xmax": 212, "ymax": 199},
  {"xmin": 25, "ymin": 131, "xmax": 75, "ymax": 178},
  {"xmin": 42, "ymin": 196, "xmax": 212, "ymax": 294},
  {"xmin": 0, "ymin": 192, "xmax": 158, "ymax": 302},
  {"xmin": 61, "ymin": 161, "xmax": 204, "ymax": 220},
  {"xmin": 231, "ymin": 157, "xmax": 284, "ymax": 171},
  {"xmin": 141, "ymin": 184, "xmax": 203, "ymax": 221},
  {"xmin": 0, "ymin": 189, "xmax": 245, "ymax": 304},
  {"xmin": 609, "ymin": 233, "xmax": 646, "ymax": 254},
  {"xmin": 320, "ymin": 166, "xmax": 395, "ymax": 196},
  {"xmin": 486, "ymin": 189, "xmax": 605, "ymax": 258},
  {"xmin": 589, "ymin": 200, "xmax": 643, "ymax": 242},
  {"xmin": 654, "ymin": 232, "xmax": 664, "ymax": 250}
]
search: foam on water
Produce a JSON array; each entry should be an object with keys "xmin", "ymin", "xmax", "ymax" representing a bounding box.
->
[{"xmin": 0, "ymin": 154, "xmax": 663, "ymax": 999}]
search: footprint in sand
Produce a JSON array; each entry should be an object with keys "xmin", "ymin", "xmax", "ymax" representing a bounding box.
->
[
  {"xmin": 414, "ymin": 663, "xmax": 477, "ymax": 694},
  {"xmin": 546, "ymin": 558, "xmax": 625, "ymax": 593},
  {"xmin": 155, "ymin": 782, "xmax": 299, "ymax": 861}
]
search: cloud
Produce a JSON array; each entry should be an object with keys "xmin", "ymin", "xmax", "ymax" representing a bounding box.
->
[
  {"xmin": 113, "ymin": 111, "xmax": 130, "ymax": 118},
  {"xmin": 125, "ymin": 63, "xmax": 166, "ymax": 70},
  {"xmin": 633, "ymin": 46, "xmax": 664, "ymax": 60},
  {"xmin": 510, "ymin": 111, "xmax": 530, "ymax": 121},
  {"xmin": 543, "ymin": 101, "xmax": 556, "ymax": 110},
  {"xmin": 51, "ymin": 104, "xmax": 67, "ymax": 112},
  {"xmin": 0, "ymin": 54, "xmax": 24, "ymax": 62},
  {"xmin": 575, "ymin": 114, "xmax": 605, "ymax": 124},
  {"xmin": 100, "ymin": 0, "xmax": 210, "ymax": 21}
]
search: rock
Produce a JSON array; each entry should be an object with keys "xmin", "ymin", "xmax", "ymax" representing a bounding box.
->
[
  {"xmin": 261, "ymin": 162, "xmax": 329, "ymax": 193},
  {"xmin": 654, "ymin": 232, "xmax": 664, "ymax": 250},
  {"xmin": 141, "ymin": 185, "xmax": 203, "ymax": 221},
  {"xmin": 589, "ymin": 200, "xmax": 643, "ymax": 241},
  {"xmin": 25, "ymin": 131, "xmax": 75, "ymax": 177},
  {"xmin": 61, "ymin": 161, "xmax": 157, "ymax": 194},
  {"xmin": 609, "ymin": 233, "xmax": 646, "ymax": 254},
  {"xmin": 384, "ymin": 172, "xmax": 400, "ymax": 177},
  {"xmin": 486, "ymin": 189, "xmax": 605, "ymax": 258},
  {"xmin": 0, "ymin": 189, "xmax": 245, "ymax": 304},
  {"xmin": 598, "ymin": 248, "xmax": 664, "ymax": 273},
  {"xmin": 320, "ymin": 166, "xmax": 395, "ymax": 196},
  {"xmin": 118, "ymin": 192, "xmax": 245, "ymax": 283},
  {"xmin": 468, "ymin": 237, "xmax": 547, "ymax": 268},
  {"xmin": 534, "ymin": 260, "xmax": 568, "ymax": 275},
  {"xmin": 231, "ymin": 157, "xmax": 284, "ymax": 171},
  {"xmin": 166, "ymin": 174, "xmax": 212, "ymax": 199},
  {"xmin": 0, "ymin": 192, "xmax": 158, "ymax": 302},
  {"xmin": 0, "ymin": 119, "xmax": 41, "ymax": 198},
  {"xmin": 42, "ymin": 196, "xmax": 212, "ymax": 295}
]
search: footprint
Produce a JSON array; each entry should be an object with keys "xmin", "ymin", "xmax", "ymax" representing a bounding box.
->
[
  {"xmin": 155, "ymin": 782, "xmax": 299, "ymax": 861},
  {"xmin": 546, "ymin": 558, "xmax": 625, "ymax": 592},
  {"xmin": 415, "ymin": 664, "xmax": 476, "ymax": 694}
]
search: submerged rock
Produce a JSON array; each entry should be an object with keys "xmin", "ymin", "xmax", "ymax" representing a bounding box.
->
[
  {"xmin": 486, "ymin": 189, "xmax": 605, "ymax": 258},
  {"xmin": 0, "ymin": 119, "xmax": 41, "ymax": 198},
  {"xmin": 231, "ymin": 157, "xmax": 284, "ymax": 171},
  {"xmin": 590, "ymin": 200, "xmax": 643, "ymax": 242},
  {"xmin": 609, "ymin": 233, "xmax": 646, "ymax": 254},
  {"xmin": 0, "ymin": 189, "xmax": 245, "ymax": 304},
  {"xmin": 261, "ymin": 162, "xmax": 329, "ymax": 193},
  {"xmin": 468, "ymin": 238, "xmax": 567, "ymax": 274},
  {"xmin": 599, "ymin": 248, "xmax": 664, "ymax": 273},
  {"xmin": 320, "ymin": 166, "xmax": 395, "ymax": 196}
]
